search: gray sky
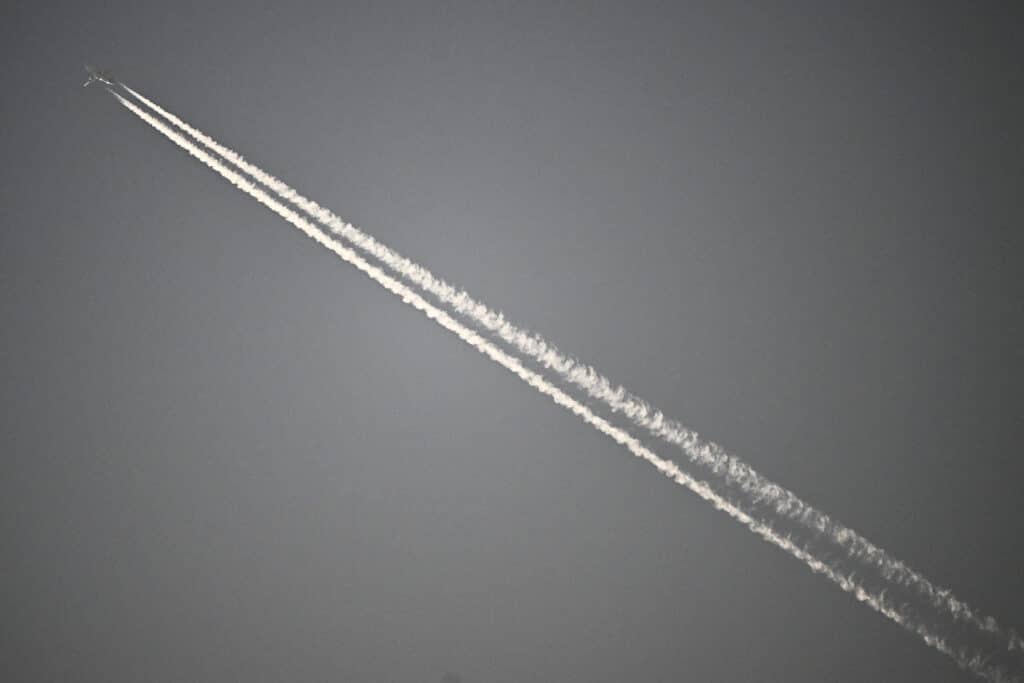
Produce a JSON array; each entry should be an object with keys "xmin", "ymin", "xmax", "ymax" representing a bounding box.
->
[{"xmin": 2, "ymin": 2, "xmax": 1022, "ymax": 681}]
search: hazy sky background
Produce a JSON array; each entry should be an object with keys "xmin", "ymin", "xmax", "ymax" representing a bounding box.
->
[{"xmin": 2, "ymin": 2, "xmax": 1022, "ymax": 681}]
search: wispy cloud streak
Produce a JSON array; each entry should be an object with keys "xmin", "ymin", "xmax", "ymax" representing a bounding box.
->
[
  {"xmin": 119, "ymin": 83, "xmax": 1023, "ymax": 662},
  {"xmin": 108, "ymin": 87, "xmax": 1020, "ymax": 682}
]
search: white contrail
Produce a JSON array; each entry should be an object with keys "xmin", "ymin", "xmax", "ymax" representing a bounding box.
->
[
  {"xmin": 120, "ymin": 83, "xmax": 1023, "ymax": 657},
  {"xmin": 106, "ymin": 88, "xmax": 1021, "ymax": 682}
]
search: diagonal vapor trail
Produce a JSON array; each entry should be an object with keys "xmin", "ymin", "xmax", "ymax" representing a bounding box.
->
[
  {"xmin": 119, "ymin": 83, "xmax": 1024, "ymax": 662},
  {"xmin": 106, "ymin": 86, "xmax": 1021, "ymax": 683}
]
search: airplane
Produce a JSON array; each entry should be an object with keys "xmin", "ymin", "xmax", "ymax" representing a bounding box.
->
[{"xmin": 83, "ymin": 64, "xmax": 115, "ymax": 88}]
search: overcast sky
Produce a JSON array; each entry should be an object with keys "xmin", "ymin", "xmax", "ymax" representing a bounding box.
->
[{"xmin": 2, "ymin": 2, "xmax": 1022, "ymax": 681}]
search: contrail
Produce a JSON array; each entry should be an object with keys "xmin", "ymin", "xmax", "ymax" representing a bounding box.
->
[
  {"xmin": 120, "ymin": 83, "xmax": 1023, "ymax": 659},
  {"xmin": 107, "ymin": 88, "xmax": 1020, "ymax": 682}
]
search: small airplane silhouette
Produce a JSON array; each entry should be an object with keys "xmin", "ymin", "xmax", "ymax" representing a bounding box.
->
[{"xmin": 83, "ymin": 64, "xmax": 115, "ymax": 88}]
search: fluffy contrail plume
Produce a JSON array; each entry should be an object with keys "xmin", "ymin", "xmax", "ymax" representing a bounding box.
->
[
  {"xmin": 120, "ymin": 83, "xmax": 1023, "ymax": 659},
  {"xmin": 107, "ymin": 88, "xmax": 1020, "ymax": 682}
]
